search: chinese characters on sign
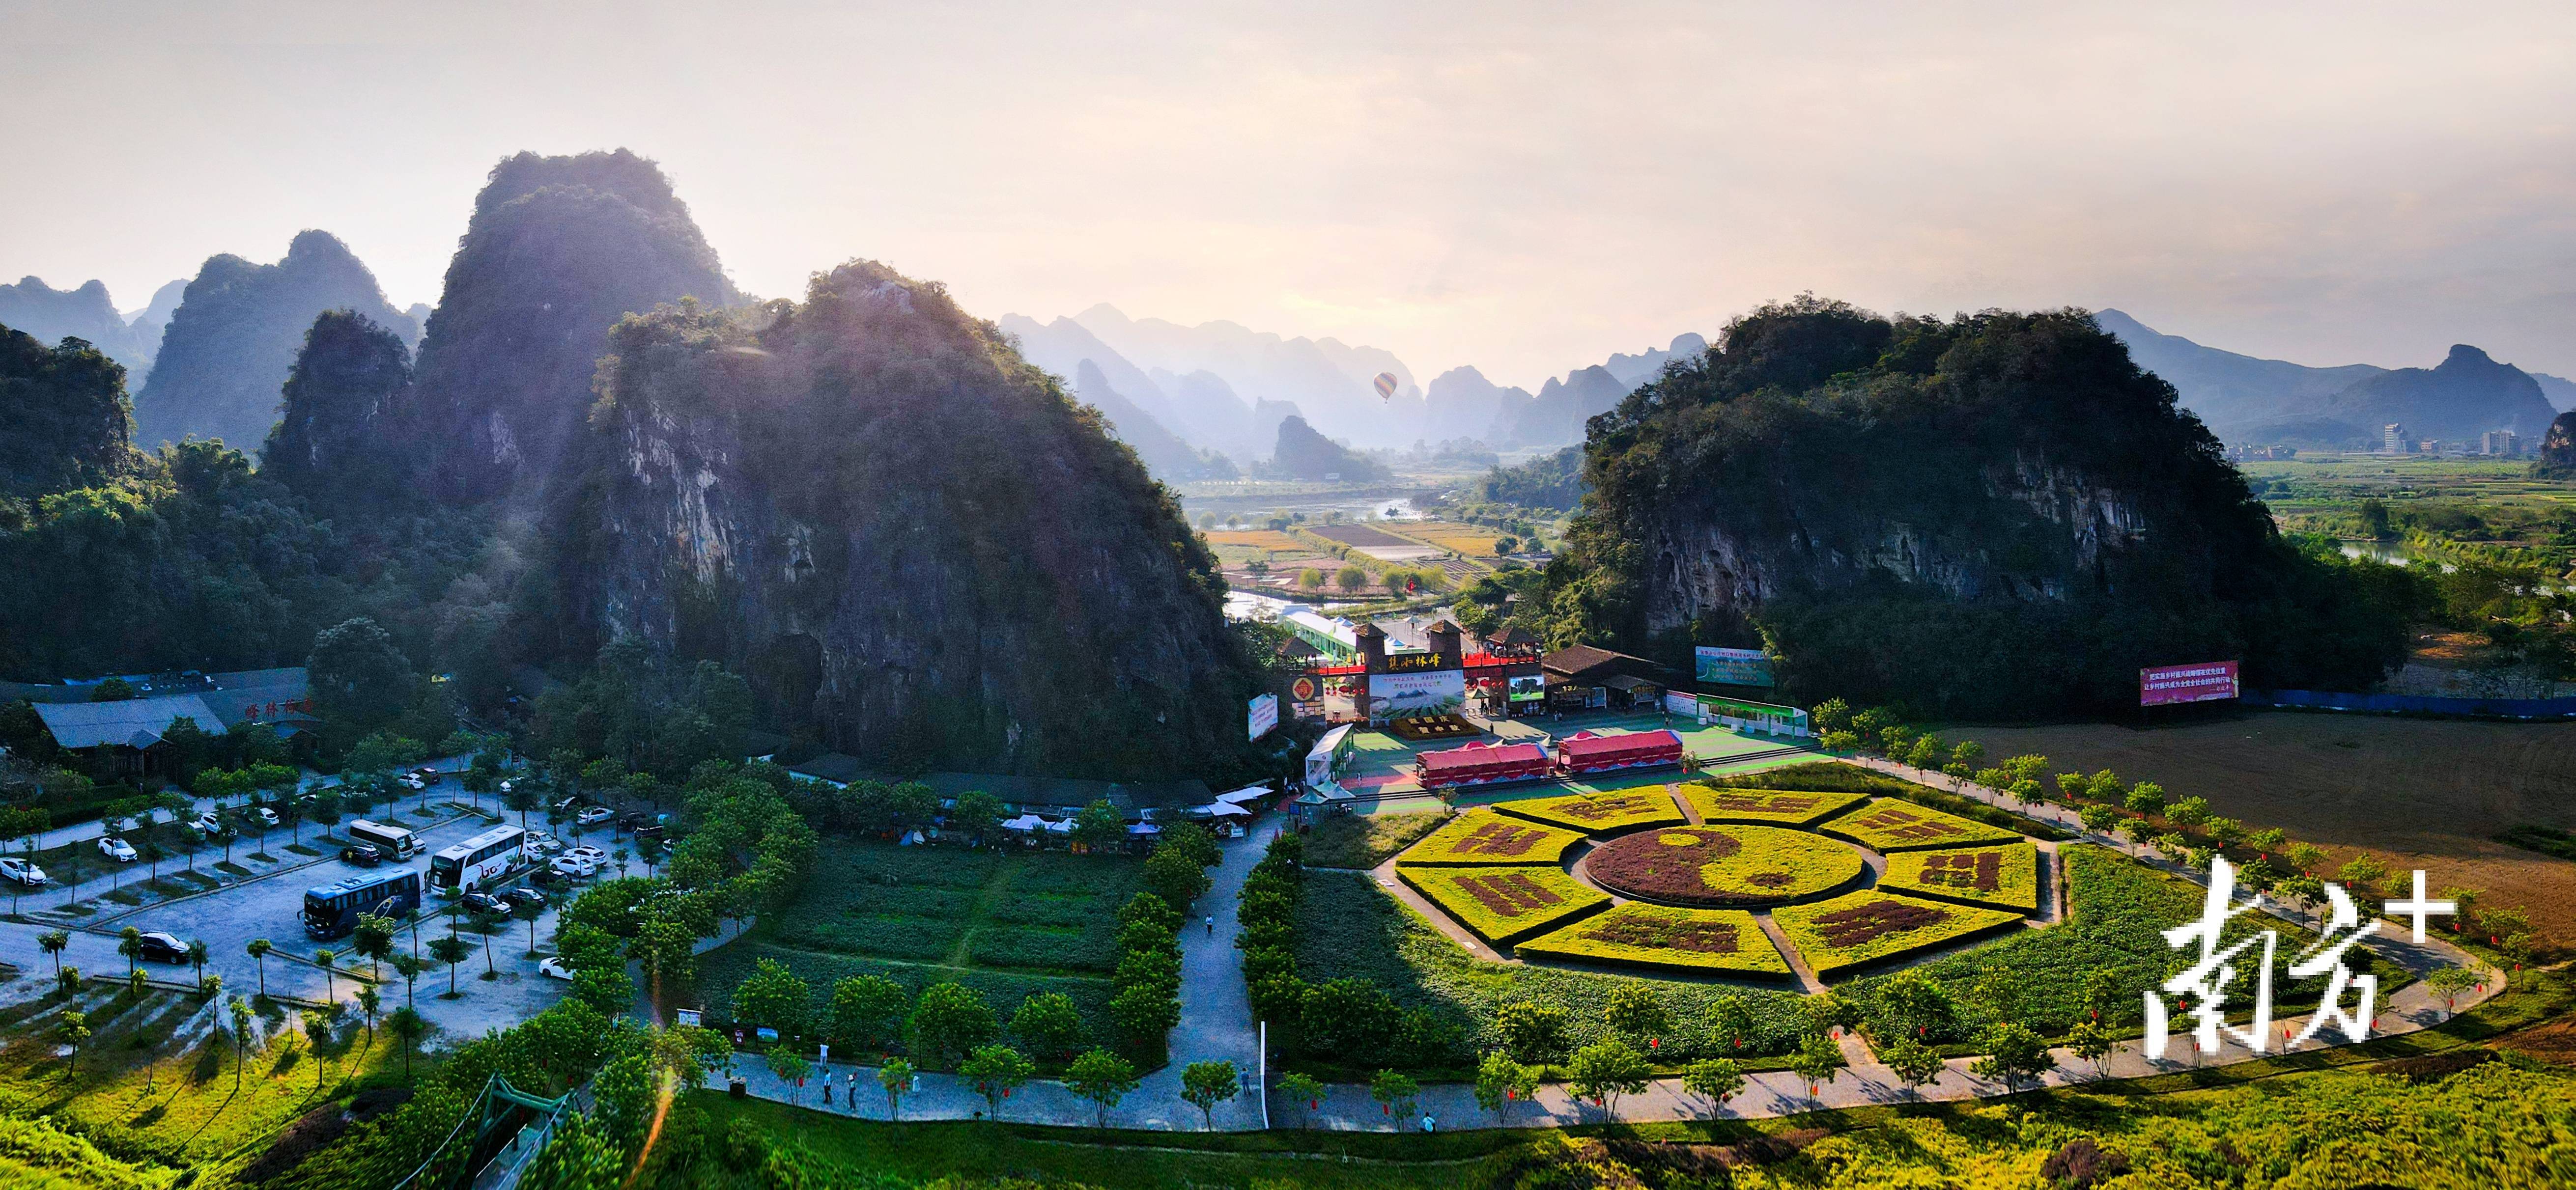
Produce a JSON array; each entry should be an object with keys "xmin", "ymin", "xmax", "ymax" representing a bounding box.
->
[{"xmin": 2144, "ymin": 857, "xmax": 2453, "ymax": 1058}]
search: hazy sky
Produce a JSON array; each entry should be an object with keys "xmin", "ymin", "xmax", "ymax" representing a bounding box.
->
[{"xmin": 6, "ymin": 1, "xmax": 2574, "ymax": 387}]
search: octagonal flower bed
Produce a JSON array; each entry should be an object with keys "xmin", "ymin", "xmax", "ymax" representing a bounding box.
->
[
  {"xmin": 1516, "ymin": 903, "xmax": 1792, "ymax": 977},
  {"xmin": 1678, "ymin": 784, "xmax": 1866, "ymax": 827},
  {"xmin": 1772, "ymin": 889, "xmax": 2024, "ymax": 977},
  {"xmin": 1583, "ymin": 825, "xmax": 1865, "ymax": 908},
  {"xmin": 1394, "ymin": 808, "xmax": 1586, "ymax": 867},
  {"xmin": 1495, "ymin": 788, "xmax": 1685, "ymax": 833},
  {"xmin": 1880, "ymin": 842, "xmax": 2042, "ymax": 914},
  {"xmin": 1817, "ymin": 798, "xmax": 2024, "ymax": 852},
  {"xmin": 1397, "ymin": 864, "xmax": 1610, "ymax": 944}
]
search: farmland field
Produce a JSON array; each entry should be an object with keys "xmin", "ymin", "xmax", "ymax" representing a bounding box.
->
[
  {"xmin": 1879, "ymin": 841, "xmax": 2043, "ymax": 914},
  {"xmin": 1396, "ymin": 519, "xmax": 1505, "ymax": 557},
  {"xmin": 1199, "ymin": 528, "xmax": 1307, "ymax": 551},
  {"xmin": 1395, "ymin": 863, "xmax": 1610, "ymax": 944},
  {"xmin": 1679, "ymin": 783, "xmax": 1867, "ymax": 826},
  {"xmin": 1392, "ymin": 809, "xmax": 1586, "ymax": 866},
  {"xmin": 698, "ymin": 840, "xmax": 1142, "ymax": 1037},
  {"xmin": 1949, "ymin": 711, "xmax": 2576, "ymax": 936},
  {"xmin": 1515, "ymin": 904, "xmax": 1793, "ymax": 977},
  {"xmin": 1773, "ymin": 890, "xmax": 2024, "ymax": 977},
  {"xmin": 1817, "ymin": 798, "xmax": 2026, "ymax": 851}
]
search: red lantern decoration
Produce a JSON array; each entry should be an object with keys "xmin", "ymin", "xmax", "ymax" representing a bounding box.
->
[{"xmin": 1647, "ymin": 1037, "xmax": 1658, "ymax": 1050}]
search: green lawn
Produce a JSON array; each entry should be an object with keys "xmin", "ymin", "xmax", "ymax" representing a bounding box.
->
[{"xmin": 697, "ymin": 840, "xmax": 1142, "ymax": 1041}]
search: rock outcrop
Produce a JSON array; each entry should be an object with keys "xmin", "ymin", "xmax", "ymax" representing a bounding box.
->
[
  {"xmin": 0, "ymin": 277, "xmax": 154, "ymax": 374},
  {"xmin": 400, "ymin": 149, "xmax": 738, "ymax": 504},
  {"xmin": 1260, "ymin": 414, "xmax": 1387, "ymax": 482},
  {"xmin": 0, "ymin": 325, "xmax": 132, "ymax": 499},
  {"xmin": 132, "ymin": 231, "xmax": 415, "ymax": 453},
  {"xmin": 553, "ymin": 261, "xmax": 1255, "ymax": 776},
  {"xmin": 263, "ymin": 310, "xmax": 412, "ymax": 507}
]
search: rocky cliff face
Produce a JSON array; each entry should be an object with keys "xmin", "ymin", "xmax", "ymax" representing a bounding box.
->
[
  {"xmin": 263, "ymin": 310, "xmax": 412, "ymax": 507},
  {"xmin": 553, "ymin": 261, "xmax": 1254, "ymax": 777},
  {"xmin": 133, "ymin": 231, "xmax": 414, "ymax": 453},
  {"xmin": 0, "ymin": 325, "xmax": 133, "ymax": 499},
  {"xmin": 403, "ymin": 149, "xmax": 738, "ymax": 504}
]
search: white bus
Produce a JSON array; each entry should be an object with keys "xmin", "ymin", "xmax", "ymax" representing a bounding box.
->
[
  {"xmin": 345, "ymin": 819, "xmax": 422, "ymax": 860},
  {"xmin": 429, "ymin": 824, "xmax": 526, "ymax": 894}
]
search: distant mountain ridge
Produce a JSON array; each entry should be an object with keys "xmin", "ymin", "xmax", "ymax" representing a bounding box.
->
[
  {"xmin": 132, "ymin": 230, "xmax": 416, "ymax": 453},
  {"xmin": 2097, "ymin": 309, "xmax": 2564, "ymax": 448},
  {"xmin": 0, "ymin": 276, "xmax": 158, "ymax": 375}
]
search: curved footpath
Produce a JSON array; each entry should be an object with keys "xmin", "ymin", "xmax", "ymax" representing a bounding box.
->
[{"xmin": 728, "ymin": 763, "xmax": 2503, "ymax": 1132}]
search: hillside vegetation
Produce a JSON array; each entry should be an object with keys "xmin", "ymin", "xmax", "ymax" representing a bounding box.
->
[{"xmin": 1521, "ymin": 299, "xmax": 2416, "ymax": 715}]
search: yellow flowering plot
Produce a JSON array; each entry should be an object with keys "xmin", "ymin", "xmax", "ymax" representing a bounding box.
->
[
  {"xmin": 1516, "ymin": 903, "xmax": 1791, "ymax": 976},
  {"xmin": 1880, "ymin": 843, "xmax": 2042, "ymax": 914},
  {"xmin": 1393, "ymin": 808, "xmax": 1585, "ymax": 867},
  {"xmin": 1679, "ymin": 784, "xmax": 1867, "ymax": 827},
  {"xmin": 1816, "ymin": 798, "xmax": 2024, "ymax": 852},
  {"xmin": 1397, "ymin": 864, "xmax": 1609, "ymax": 945},
  {"xmin": 1774, "ymin": 890, "xmax": 2024, "ymax": 977},
  {"xmin": 1494, "ymin": 788, "xmax": 1685, "ymax": 833}
]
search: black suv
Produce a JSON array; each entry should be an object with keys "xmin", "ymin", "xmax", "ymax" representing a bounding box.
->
[
  {"xmin": 340, "ymin": 843, "xmax": 383, "ymax": 866},
  {"xmin": 459, "ymin": 891, "xmax": 511, "ymax": 916}
]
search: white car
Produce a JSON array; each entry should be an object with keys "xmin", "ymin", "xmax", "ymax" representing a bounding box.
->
[
  {"xmin": 524, "ymin": 833, "xmax": 566, "ymax": 855},
  {"xmin": 565, "ymin": 845, "xmax": 608, "ymax": 864},
  {"xmin": 537, "ymin": 956, "xmax": 577, "ymax": 981},
  {"xmin": 549, "ymin": 855, "xmax": 598, "ymax": 879},
  {"xmin": 251, "ymin": 806, "xmax": 280, "ymax": 827},
  {"xmin": 400, "ymin": 775, "xmax": 426, "ymax": 791},
  {"xmin": 187, "ymin": 814, "xmax": 227, "ymax": 838},
  {"xmin": 0, "ymin": 857, "xmax": 49, "ymax": 886},
  {"xmin": 98, "ymin": 836, "xmax": 138, "ymax": 863},
  {"xmin": 575, "ymin": 806, "xmax": 614, "ymax": 827}
]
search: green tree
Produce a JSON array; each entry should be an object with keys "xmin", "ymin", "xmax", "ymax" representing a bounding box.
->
[
  {"xmin": 1789, "ymin": 1032, "xmax": 1845, "ymax": 1105},
  {"xmin": 733, "ymin": 957, "xmax": 813, "ymax": 1038},
  {"xmin": 1009, "ymin": 991, "xmax": 1086, "ymax": 1062},
  {"xmin": 308, "ymin": 616, "xmax": 416, "ymax": 730},
  {"xmin": 962, "ymin": 1044, "xmax": 1035, "ymax": 1119},
  {"xmin": 302, "ymin": 1009, "xmax": 333, "ymax": 1090},
  {"xmin": 1496, "ymin": 1000, "xmax": 1572, "ymax": 1065},
  {"xmin": 352, "ymin": 914, "xmax": 396, "ymax": 979},
  {"xmin": 116, "ymin": 927, "xmax": 141, "ymax": 979},
  {"xmin": 2426, "ymin": 965, "xmax": 2479, "ymax": 1017},
  {"xmin": 1368, "ymin": 1068, "xmax": 1421, "ymax": 1121},
  {"xmin": 1881, "ymin": 1034, "xmax": 1945, "ymax": 1100},
  {"xmin": 1708, "ymin": 993, "xmax": 1756, "ymax": 1052},
  {"xmin": 910, "ymin": 982, "xmax": 998, "ymax": 1068},
  {"xmin": 38, "ymin": 930, "xmax": 68, "ymax": 975},
  {"xmin": 1566, "ymin": 1040, "xmax": 1650, "ymax": 1119},
  {"xmin": 2166, "ymin": 795, "xmax": 2210, "ymax": 827},
  {"xmin": 1603, "ymin": 984, "xmax": 1671, "ymax": 1045},
  {"xmin": 1334, "ymin": 565, "xmax": 1368, "ymax": 593},
  {"xmin": 1681, "ymin": 1057, "xmax": 1746, "ymax": 1118},
  {"xmin": 877, "ymin": 1057, "xmax": 914, "ymax": 1119},
  {"xmin": 1474, "ymin": 1051, "xmax": 1539, "ymax": 1124},
  {"xmin": 1070, "ymin": 799, "xmax": 1128, "ymax": 851},
  {"xmin": 427, "ymin": 934, "xmax": 473, "ymax": 997},
  {"xmin": 816, "ymin": 975, "xmax": 904, "ymax": 1055},
  {"xmin": 389, "ymin": 1005, "xmax": 428, "ymax": 1079},
  {"xmin": 2066, "ymin": 1019, "xmax": 2113, "ymax": 1079},
  {"xmin": 1970, "ymin": 1023, "xmax": 2055, "ymax": 1094},
  {"xmin": 947, "ymin": 789, "xmax": 1003, "ymax": 842},
  {"xmin": 1180, "ymin": 1060, "xmax": 1240, "ymax": 1130},
  {"xmin": 57, "ymin": 1009, "xmax": 91, "ymax": 1077},
  {"xmin": 227, "ymin": 995, "xmax": 255, "ymax": 1091},
  {"xmin": 1066, "ymin": 1048, "xmax": 1140, "ymax": 1128},
  {"xmin": 1279, "ymin": 1071, "xmax": 1328, "ymax": 1128}
]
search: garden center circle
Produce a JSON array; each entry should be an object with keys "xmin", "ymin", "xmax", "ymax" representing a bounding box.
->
[{"xmin": 1581, "ymin": 823, "xmax": 1867, "ymax": 908}]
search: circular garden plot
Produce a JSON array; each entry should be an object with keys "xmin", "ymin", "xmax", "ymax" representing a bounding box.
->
[{"xmin": 1584, "ymin": 825, "xmax": 1865, "ymax": 907}]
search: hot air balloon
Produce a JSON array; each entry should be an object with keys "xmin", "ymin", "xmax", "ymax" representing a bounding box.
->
[{"xmin": 1373, "ymin": 372, "xmax": 1399, "ymax": 401}]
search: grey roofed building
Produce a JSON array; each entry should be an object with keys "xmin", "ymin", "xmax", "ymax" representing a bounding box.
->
[{"xmin": 32, "ymin": 695, "xmax": 226, "ymax": 750}]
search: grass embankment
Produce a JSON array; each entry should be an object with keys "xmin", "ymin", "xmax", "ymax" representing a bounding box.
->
[
  {"xmin": 1302, "ymin": 810, "xmax": 1447, "ymax": 870},
  {"xmin": 0, "ymin": 982, "xmax": 405, "ymax": 1189}
]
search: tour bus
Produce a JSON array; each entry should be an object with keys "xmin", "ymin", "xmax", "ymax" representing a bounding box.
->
[
  {"xmin": 345, "ymin": 818, "xmax": 423, "ymax": 860},
  {"xmin": 429, "ymin": 824, "xmax": 526, "ymax": 895},
  {"xmin": 304, "ymin": 867, "xmax": 422, "ymax": 940}
]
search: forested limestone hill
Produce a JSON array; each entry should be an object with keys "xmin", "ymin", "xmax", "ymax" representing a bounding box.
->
[
  {"xmin": 1522, "ymin": 299, "xmax": 2416, "ymax": 716},
  {"xmin": 547, "ymin": 261, "xmax": 1259, "ymax": 777}
]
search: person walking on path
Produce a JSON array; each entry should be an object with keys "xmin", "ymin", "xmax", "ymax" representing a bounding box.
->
[
  {"xmin": 1205, "ymin": 915, "xmax": 1214, "ymax": 937},
  {"xmin": 822, "ymin": 1071, "xmax": 833, "ymax": 1106}
]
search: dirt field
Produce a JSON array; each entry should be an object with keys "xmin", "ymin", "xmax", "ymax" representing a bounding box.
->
[
  {"xmin": 1202, "ymin": 529, "xmax": 1306, "ymax": 551},
  {"xmin": 1951, "ymin": 711, "xmax": 2576, "ymax": 938}
]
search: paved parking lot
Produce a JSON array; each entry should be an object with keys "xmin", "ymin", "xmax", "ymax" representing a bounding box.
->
[{"xmin": 0, "ymin": 804, "xmax": 604, "ymax": 1043}]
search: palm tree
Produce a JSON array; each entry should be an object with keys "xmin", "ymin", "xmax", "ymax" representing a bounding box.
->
[
  {"xmin": 186, "ymin": 939, "xmax": 209, "ymax": 990},
  {"xmin": 356, "ymin": 985, "xmax": 381, "ymax": 1045},
  {"xmin": 227, "ymin": 996, "xmax": 254, "ymax": 1091},
  {"xmin": 117, "ymin": 928, "xmax": 141, "ymax": 979},
  {"xmin": 392, "ymin": 953, "xmax": 425, "ymax": 1009},
  {"xmin": 38, "ymin": 930, "xmax": 69, "ymax": 975},
  {"xmin": 302, "ymin": 1009, "xmax": 331, "ymax": 1092},
  {"xmin": 246, "ymin": 939, "xmax": 272, "ymax": 998},
  {"xmin": 314, "ymin": 949, "xmax": 338, "ymax": 1003},
  {"xmin": 427, "ymin": 935, "xmax": 472, "ymax": 998},
  {"xmin": 389, "ymin": 1007, "xmax": 427, "ymax": 1079}
]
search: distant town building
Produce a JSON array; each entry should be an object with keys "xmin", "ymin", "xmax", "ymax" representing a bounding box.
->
[
  {"xmin": 2383, "ymin": 423, "xmax": 2408, "ymax": 454},
  {"xmin": 2483, "ymin": 429, "xmax": 2523, "ymax": 456}
]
